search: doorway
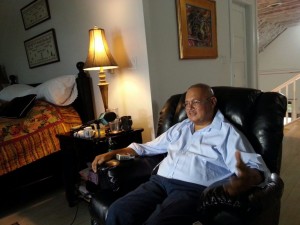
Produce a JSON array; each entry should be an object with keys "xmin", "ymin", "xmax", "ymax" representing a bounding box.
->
[{"xmin": 230, "ymin": 0, "xmax": 258, "ymax": 88}]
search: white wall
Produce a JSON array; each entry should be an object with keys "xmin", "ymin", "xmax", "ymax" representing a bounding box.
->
[
  {"xmin": 143, "ymin": 0, "xmax": 233, "ymax": 128},
  {"xmin": 0, "ymin": 0, "xmax": 257, "ymax": 141},
  {"xmin": 0, "ymin": 0, "xmax": 154, "ymax": 141},
  {"xmin": 258, "ymin": 25, "xmax": 300, "ymax": 91}
]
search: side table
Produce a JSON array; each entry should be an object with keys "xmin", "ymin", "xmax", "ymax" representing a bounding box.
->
[{"xmin": 57, "ymin": 128, "xmax": 144, "ymax": 206}]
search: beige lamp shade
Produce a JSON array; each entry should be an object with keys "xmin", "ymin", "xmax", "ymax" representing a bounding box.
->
[
  {"xmin": 84, "ymin": 27, "xmax": 118, "ymax": 70},
  {"xmin": 84, "ymin": 27, "xmax": 118, "ymax": 110}
]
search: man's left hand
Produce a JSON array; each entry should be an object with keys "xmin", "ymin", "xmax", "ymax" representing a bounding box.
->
[{"xmin": 224, "ymin": 151, "xmax": 263, "ymax": 196}]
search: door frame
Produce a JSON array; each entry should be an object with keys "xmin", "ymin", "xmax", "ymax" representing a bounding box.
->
[{"xmin": 229, "ymin": 0, "xmax": 258, "ymax": 88}]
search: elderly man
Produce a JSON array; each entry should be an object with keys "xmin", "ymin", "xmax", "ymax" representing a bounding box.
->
[{"xmin": 92, "ymin": 83, "xmax": 269, "ymax": 225}]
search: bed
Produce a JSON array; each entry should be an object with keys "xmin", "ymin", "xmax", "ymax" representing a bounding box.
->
[{"xmin": 0, "ymin": 62, "xmax": 94, "ymax": 206}]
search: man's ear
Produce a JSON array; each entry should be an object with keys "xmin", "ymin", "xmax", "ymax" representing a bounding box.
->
[{"xmin": 211, "ymin": 96, "xmax": 217, "ymax": 107}]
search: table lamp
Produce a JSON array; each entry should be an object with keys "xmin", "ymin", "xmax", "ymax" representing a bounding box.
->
[{"xmin": 84, "ymin": 26, "xmax": 118, "ymax": 110}]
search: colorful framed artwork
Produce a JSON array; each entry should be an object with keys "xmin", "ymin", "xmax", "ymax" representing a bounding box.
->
[
  {"xmin": 176, "ymin": 0, "xmax": 218, "ymax": 59},
  {"xmin": 21, "ymin": 0, "xmax": 51, "ymax": 30},
  {"xmin": 24, "ymin": 29, "xmax": 60, "ymax": 68}
]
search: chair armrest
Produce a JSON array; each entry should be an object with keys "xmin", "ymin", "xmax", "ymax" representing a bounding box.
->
[
  {"xmin": 247, "ymin": 173, "xmax": 284, "ymax": 212},
  {"xmin": 109, "ymin": 154, "xmax": 165, "ymax": 192},
  {"xmin": 87, "ymin": 154, "xmax": 165, "ymax": 194},
  {"xmin": 198, "ymin": 173, "xmax": 284, "ymax": 219},
  {"xmin": 109, "ymin": 154, "xmax": 165, "ymax": 180}
]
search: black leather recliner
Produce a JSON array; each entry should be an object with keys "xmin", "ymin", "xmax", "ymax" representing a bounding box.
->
[{"xmin": 88, "ymin": 86, "xmax": 287, "ymax": 225}]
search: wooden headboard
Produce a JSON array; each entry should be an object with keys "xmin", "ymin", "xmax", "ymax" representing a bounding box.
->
[{"xmin": 73, "ymin": 61, "xmax": 95, "ymax": 123}]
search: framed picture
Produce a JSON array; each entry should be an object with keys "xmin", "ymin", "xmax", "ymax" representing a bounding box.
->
[
  {"xmin": 24, "ymin": 29, "xmax": 60, "ymax": 68},
  {"xmin": 21, "ymin": 0, "xmax": 51, "ymax": 30},
  {"xmin": 176, "ymin": 0, "xmax": 218, "ymax": 59}
]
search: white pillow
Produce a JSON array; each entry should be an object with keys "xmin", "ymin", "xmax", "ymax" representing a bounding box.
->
[
  {"xmin": 34, "ymin": 75, "xmax": 78, "ymax": 106},
  {"xmin": 0, "ymin": 84, "xmax": 34, "ymax": 101}
]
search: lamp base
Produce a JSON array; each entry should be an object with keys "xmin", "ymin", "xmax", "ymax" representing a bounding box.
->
[
  {"xmin": 98, "ymin": 69, "xmax": 109, "ymax": 110},
  {"xmin": 99, "ymin": 84, "xmax": 108, "ymax": 110}
]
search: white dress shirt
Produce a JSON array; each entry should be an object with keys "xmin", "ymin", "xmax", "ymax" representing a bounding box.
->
[{"xmin": 128, "ymin": 110, "xmax": 270, "ymax": 187}]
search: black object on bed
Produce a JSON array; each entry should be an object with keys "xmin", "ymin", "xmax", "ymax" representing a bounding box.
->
[
  {"xmin": 0, "ymin": 94, "xmax": 37, "ymax": 118},
  {"xmin": 0, "ymin": 62, "xmax": 95, "ymax": 209}
]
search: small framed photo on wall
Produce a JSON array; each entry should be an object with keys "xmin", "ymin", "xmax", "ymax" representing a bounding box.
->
[
  {"xmin": 24, "ymin": 29, "xmax": 60, "ymax": 68},
  {"xmin": 21, "ymin": 0, "xmax": 51, "ymax": 30}
]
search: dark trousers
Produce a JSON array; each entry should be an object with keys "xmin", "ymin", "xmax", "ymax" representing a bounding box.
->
[{"xmin": 106, "ymin": 175, "xmax": 206, "ymax": 225}]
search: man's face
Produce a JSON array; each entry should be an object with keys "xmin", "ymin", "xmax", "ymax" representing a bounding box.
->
[{"xmin": 184, "ymin": 87, "xmax": 217, "ymax": 126}]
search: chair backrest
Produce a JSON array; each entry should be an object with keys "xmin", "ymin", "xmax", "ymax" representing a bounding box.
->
[{"xmin": 157, "ymin": 86, "xmax": 287, "ymax": 174}]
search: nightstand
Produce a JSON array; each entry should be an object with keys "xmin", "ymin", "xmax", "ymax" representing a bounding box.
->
[{"xmin": 57, "ymin": 128, "xmax": 144, "ymax": 206}]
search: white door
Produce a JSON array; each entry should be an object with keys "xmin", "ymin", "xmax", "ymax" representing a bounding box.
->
[{"xmin": 231, "ymin": 3, "xmax": 247, "ymax": 87}]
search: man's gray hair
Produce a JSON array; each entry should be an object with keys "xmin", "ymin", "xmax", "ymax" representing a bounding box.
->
[{"xmin": 188, "ymin": 83, "xmax": 214, "ymax": 97}]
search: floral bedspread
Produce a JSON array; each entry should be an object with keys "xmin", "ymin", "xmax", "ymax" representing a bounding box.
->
[{"xmin": 0, "ymin": 100, "xmax": 82, "ymax": 175}]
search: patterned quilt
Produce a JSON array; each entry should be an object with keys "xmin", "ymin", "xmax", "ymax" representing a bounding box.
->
[{"xmin": 0, "ymin": 100, "xmax": 82, "ymax": 175}]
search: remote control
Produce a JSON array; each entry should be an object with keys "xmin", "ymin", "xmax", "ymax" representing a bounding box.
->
[{"xmin": 116, "ymin": 154, "xmax": 135, "ymax": 161}]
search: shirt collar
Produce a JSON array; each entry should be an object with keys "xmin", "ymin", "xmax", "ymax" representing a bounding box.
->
[
  {"xmin": 187, "ymin": 110, "xmax": 224, "ymax": 132},
  {"xmin": 209, "ymin": 110, "xmax": 224, "ymax": 130}
]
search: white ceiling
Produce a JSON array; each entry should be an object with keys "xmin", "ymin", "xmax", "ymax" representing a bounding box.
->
[{"xmin": 258, "ymin": 0, "xmax": 300, "ymax": 52}]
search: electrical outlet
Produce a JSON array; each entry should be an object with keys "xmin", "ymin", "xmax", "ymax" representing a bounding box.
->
[{"xmin": 131, "ymin": 56, "xmax": 137, "ymax": 69}]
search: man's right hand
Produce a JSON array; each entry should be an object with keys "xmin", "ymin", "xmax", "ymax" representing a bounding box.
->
[
  {"xmin": 91, "ymin": 147, "xmax": 137, "ymax": 172},
  {"xmin": 92, "ymin": 152, "xmax": 112, "ymax": 172}
]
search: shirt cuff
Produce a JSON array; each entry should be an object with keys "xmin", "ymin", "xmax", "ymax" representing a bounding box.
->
[{"xmin": 128, "ymin": 142, "xmax": 143, "ymax": 156}]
